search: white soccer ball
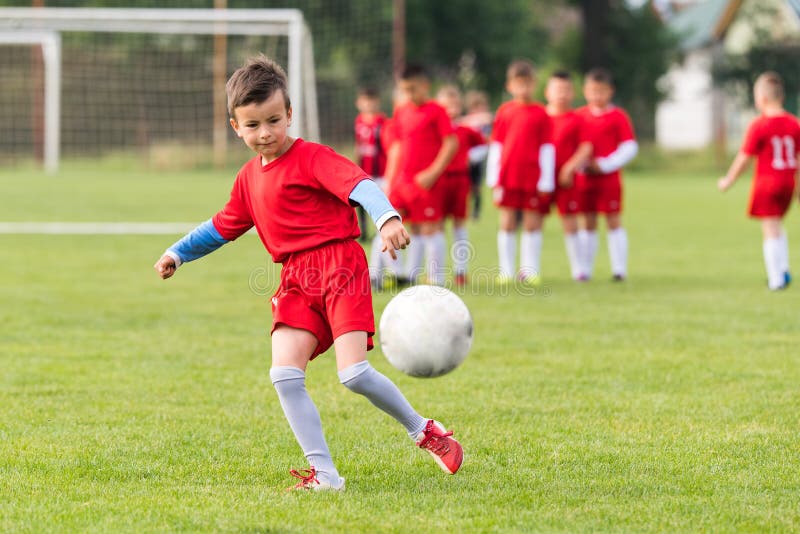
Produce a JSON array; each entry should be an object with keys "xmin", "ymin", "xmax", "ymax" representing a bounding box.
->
[{"xmin": 379, "ymin": 285, "xmax": 473, "ymax": 378}]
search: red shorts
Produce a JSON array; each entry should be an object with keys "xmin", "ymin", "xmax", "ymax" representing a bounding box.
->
[
  {"xmin": 575, "ymin": 175, "xmax": 622, "ymax": 214},
  {"xmin": 748, "ymin": 180, "xmax": 795, "ymax": 218},
  {"xmin": 271, "ymin": 239, "xmax": 374, "ymax": 359},
  {"xmin": 389, "ymin": 179, "xmax": 445, "ymax": 223},
  {"xmin": 441, "ymin": 172, "xmax": 471, "ymax": 220},
  {"xmin": 555, "ymin": 184, "xmax": 581, "ymax": 216},
  {"xmin": 492, "ymin": 186, "xmax": 552, "ymax": 214}
]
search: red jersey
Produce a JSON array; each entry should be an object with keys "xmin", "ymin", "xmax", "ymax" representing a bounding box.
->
[
  {"xmin": 393, "ymin": 100, "xmax": 454, "ymax": 183},
  {"xmin": 491, "ymin": 100, "xmax": 553, "ymax": 192},
  {"xmin": 575, "ymin": 106, "xmax": 635, "ymax": 181},
  {"xmin": 354, "ymin": 112, "xmax": 387, "ymax": 177},
  {"xmin": 550, "ymin": 110, "xmax": 587, "ymax": 172},
  {"xmin": 445, "ymin": 124, "xmax": 485, "ymax": 175},
  {"xmin": 741, "ymin": 112, "xmax": 800, "ymax": 186},
  {"xmin": 212, "ymin": 139, "xmax": 366, "ymax": 263}
]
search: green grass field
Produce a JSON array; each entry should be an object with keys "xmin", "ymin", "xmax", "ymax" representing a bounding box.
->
[{"xmin": 2, "ymin": 162, "xmax": 800, "ymax": 532}]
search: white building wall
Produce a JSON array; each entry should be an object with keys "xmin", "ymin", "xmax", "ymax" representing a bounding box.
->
[{"xmin": 656, "ymin": 49, "xmax": 715, "ymax": 149}]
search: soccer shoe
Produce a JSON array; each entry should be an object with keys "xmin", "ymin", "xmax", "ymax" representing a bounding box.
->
[
  {"xmin": 285, "ymin": 467, "xmax": 345, "ymax": 492},
  {"xmin": 415, "ymin": 420, "xmax": 463, "ymax": 475},
  {"xmin": 454, "ymin": 272, "xmax": 468, "ymax": 287},
  {"xmin": 574, "ymin": 274, "xmax": 590, "ymax": 282},
  {"xmin": 784, "ymin": 272, "xmax": 792, "ymax": 287},
  {"xmin": 612, "ymin": 274, "xmax": 626, "ymax": 282}
]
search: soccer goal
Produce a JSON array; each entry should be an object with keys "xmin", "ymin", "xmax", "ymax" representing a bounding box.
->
[{"xmin": 0, "ymin": 8, "xmax": 318, "ymax": 172}]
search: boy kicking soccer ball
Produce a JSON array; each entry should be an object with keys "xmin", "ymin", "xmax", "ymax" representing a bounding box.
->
[
  {"xmin": 718, "ymin": 71, "xmax": 800, "ymax": 291},
  {"xmin": 153, "ymin": 56, "xmax": 463, "ymax": 490}
]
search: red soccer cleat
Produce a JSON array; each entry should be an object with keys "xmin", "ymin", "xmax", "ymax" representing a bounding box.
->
[
  {"xmin": 415, "ymin": 420, "xmax": 463, "ymax": 475},
  {"xmin": 285, "ymin": 467, "xmax": 345, "ymax": 492},
  {"xmin": 454, "ymin": 273, "xmax": 468, "ymax": 287}
]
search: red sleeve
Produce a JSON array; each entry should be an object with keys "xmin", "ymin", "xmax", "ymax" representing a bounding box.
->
[
  {"xmin": 741, "ymin": 120, "xmax": 762, "ymax": 156},
  {"xmin": 616, "ymin": 110, "xmax": 636, "ymax": 143},
  {"xmin": 212, "ymin": 172, "xmax": 255, "ymax": 241},
  {"xmin": 310, "ymin": 145, "xmax": 370, "ymax": 203}
]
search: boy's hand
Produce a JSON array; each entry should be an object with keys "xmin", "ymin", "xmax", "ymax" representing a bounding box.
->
[
  {"xmin": 154, "ymin": 254, "xmax": 177, "ymax": 279},
  {"xmin": 379, "ymin": 217, "xmax": 410, "ymax": 260},
  {"xmin": 414, "ymin": 168, "xmax": 439, "ymax": 190},
  {"xmin": 717, "ymin": 176, "xmax": 734, "ymax": 192},
  {"xmin": 558, "ymin": 165, "xmax": 574, "ymax": 187}
]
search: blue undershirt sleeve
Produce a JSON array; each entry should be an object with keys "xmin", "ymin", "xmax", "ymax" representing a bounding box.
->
[
  {"xmin": 349, "ymin": 179, "xmax": 401, "ymax": 230},
  {"xmin": 165, "ymin": 219, "xmax": 229, "ymax": 267}
]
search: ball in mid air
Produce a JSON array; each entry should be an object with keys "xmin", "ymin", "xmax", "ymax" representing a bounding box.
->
[{"xmin": 379, "ymin": 285, "xmax": 473, "ymax": 378}]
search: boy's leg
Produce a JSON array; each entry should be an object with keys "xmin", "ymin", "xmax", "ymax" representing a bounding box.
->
[
  {"xmin": 762, "ymin": 217, "xmax": 786, "ymax": 289},
  {"xmin": 561, "ymin": 214, "xmax": 583, "ymax": 280},
  {"xmin": 368, "ymin": 234, "xmax": 386, "ymax": 285},
  {"xmin": 453, "ymin": 218, "xmax": 470, "ymax": 280},
  {"xmin": 606, "ymin": 213, "xmax": 627, "ymax": 280},
  {"xmin": 270, "ymin": 326, "xmax": 343, "ymax": 488},
  {"xmin": 497, "ymin": 207, "xmax": 517, "ymax": 279},
  {"xmin": 335, "ymin": 331, "xmax": 463, "ymax": 474},
  {"xmin": 335, "ymin": 331, "xmax": 427, "ymax": 438},
  {"xmin": 404, "ymin": 222, "xmax": 424, "ymax": 283},
  {"xmin": 520, "ymin": 210, "xmax": 544, "ymax": 282},
  {"xmin": 578, "ymin": 212, "xmax": 599, "ymax": 278},
  {"xmin": 421, "ymin": 220, "xmax": 446, "ymax": 286}
]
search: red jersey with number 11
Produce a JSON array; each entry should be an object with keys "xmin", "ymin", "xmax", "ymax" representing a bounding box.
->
[{"xmin": 741, "ymin": 112, "xmax": 800, "ymax": 187}]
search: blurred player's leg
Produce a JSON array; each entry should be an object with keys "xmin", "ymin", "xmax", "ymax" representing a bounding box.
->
[
  {"xmin": 271, "ymin": 327, "xmax": 344, "ymax": 489},
  {"xmin": 607, "ymin": 214, "xmax": 627, "ymax": 281},
  {"xmin": 497, "ymin": 208, "xmax": 518, "ymax": 281},
  {"xmin": 403, "ymin": 224, "xmax": 424, "ymax": 283},
  {"xmin": 762, "ymin": 218, "xmax": 786, "ymax": 290},
  {"xmin": 561, "ymin": 214, "xmax": 583, "ymax": 280},
  {"xmin": 520, "ymin": 210, "xmax": 544, "ymax": 284},
  {"xmin": 778, "ymin": 230, "xmax": 791, "ymax": 282},
  {"xmin": 368, "ymin": 234, "xmax": 386, "ymax": 287},
  {"xmin": 422, "ymin": 221, "xmax": 446, "ymax": 286},
  {"xmin": 453, "ymin": 221, "xmax": 469, "ymax": 285},
  {"xmin": 578, "ymin": 212, "xmax": 599, "ymax": 279}
]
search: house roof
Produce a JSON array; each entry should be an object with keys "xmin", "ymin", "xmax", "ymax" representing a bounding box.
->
[{"xmin": 670, "ymin": 0, "xmax": 739, "ymax": 50}]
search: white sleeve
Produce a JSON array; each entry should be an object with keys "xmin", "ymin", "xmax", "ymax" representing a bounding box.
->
[
  {"xmin": 486, "ymin": 142, "xmax": 502, "ymax": 187},
  {"xmin": 468, "ymin": 144, "xmax": 489, "ymax": 164},
  {"xmin": 596, "ymin": 140, "xmax": 638, "ymax": 174},
  {"xmin": 537, "ymin": 143, "xmax": 555, "ymax": 193}
]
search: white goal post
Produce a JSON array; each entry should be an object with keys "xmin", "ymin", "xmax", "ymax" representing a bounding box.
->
[{"xmin": 0, "ymin": 8, "xmax": 319, "ymax": 173}]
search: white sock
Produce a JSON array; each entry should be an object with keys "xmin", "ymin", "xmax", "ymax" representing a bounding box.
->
[
  {"xmin": 453, "ymin": 226, "xmax": 470, "ymax": 275},
  {"xmin": 497, "ymin": 231, "xmax": 516, "ymax": 278},
  {"xmin": 764, "ymin": 238, "xmax": 784, "ymax": 289},
  {"xmin": 424, "ymin": 232, "xmax": 447, "ymax": 285},
  {"xmin": 578, "ymin": 230, "xmax": 598, "ymax": 278},
  {"xmin": 607, "ymin": 227, "xmax": 628, "ymax": 277},
  {"xmin": 368, "ymin": 234, "xmax": 385, "ymax": 280},
  {"xmin": 404, "ymin": 234, "xmax": 423, "ymax": 282},
  {"xmin": 564, "ymin": 232, "xmax": 582, "ymax": 279},
  {"xmin": 778, "ymin": 232, "xmax": 790, "ymax": 274},
  {"xmin": 520, "ymin": 231, "xmax": 543, "ymax": 279}
]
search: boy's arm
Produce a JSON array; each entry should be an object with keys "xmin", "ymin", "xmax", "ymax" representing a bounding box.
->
[
  {"xmin": 154, "ymin": 220, "xmax": 230, "ymax": 279},
  {"xmin": 594, "ymin": 140, "xmax": 638, "ymax": 174},
  {"xmin": 559, "ymin": 142, "xmax": 593, "ymax": 186},
  {"xmin": 718, "ymin": 152, "xmax": 753, "ymax": 192},
  {"xmin": 415, "ymin": 134, "xmax": 458, "ymax": 190},
  {"xmin": 537, "ymin": 143, "xmax": 556, "ymax": 193},
  {"xmin": 349, "ymin": 179, "xmax": 409, "ymax": 259},
  {"xmin": 485, "ymin": 142, "xmax": 502, "ymax": 187}
]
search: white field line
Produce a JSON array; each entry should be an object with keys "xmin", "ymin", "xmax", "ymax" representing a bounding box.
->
[{"xmin": 0, "ymin": 222, "xmax": 224, "ymax": 235}]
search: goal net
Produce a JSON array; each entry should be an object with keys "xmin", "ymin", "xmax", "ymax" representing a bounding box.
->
[{"xmin": 0, "ymin": 8, "xmax": 319, "ymax": 172}]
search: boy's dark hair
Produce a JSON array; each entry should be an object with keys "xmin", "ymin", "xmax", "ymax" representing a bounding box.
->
[
  {"xmin": 226, "ymin": 55, "xmax": 290, "ymax": 118},
  {"xmin": 585, "ymin": 67, "xmax": 614, "ymax": 86},
  {"xmin": 550, "ymin": 70, "xmax": 572, "ymax": 81},
  {"xmin": 357, "ymin": 86, "xmax": 380, "ymax": 99},
  {"xmin": 506, "ymin": 59, "xmax": 536, "ymax": 80},
  {"xmin": 399, "ymin": 64, "xmax": 429, "ymax": 81}
]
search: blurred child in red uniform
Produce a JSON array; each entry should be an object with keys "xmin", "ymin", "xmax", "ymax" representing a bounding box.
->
[
  {"xmin": 391, "ymin": 64, "xmax": 458, "ymax": 285},
  {"xmin": 461, "ymin": 90, "xmax": 494, "ymax": 220},
  {"xmin": 574, "ymin": 68, "xmax": 638, "ymax": 281},
  {"xmin": 487, "ymin": 60, "xmax": 555, "ymax": 285},
  {"xmin": 718, "ymin": 71, "xmax": 800, "ymax": 290},
  {"xmin": 545, "ymin": 71, "xmax": 593, "ymax": 281},
  {"xmin": 437, "ymin": 84, "xmax": 486, "ymax": 286}
]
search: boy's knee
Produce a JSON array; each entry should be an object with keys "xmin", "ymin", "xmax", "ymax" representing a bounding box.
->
[
  {"xmin": 270, "ymin": 366, "xmax": 305, "ymax": 386},
  {"xmin": 338, "ymin": 360, "xmax": 373, "ymax": 392}
]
